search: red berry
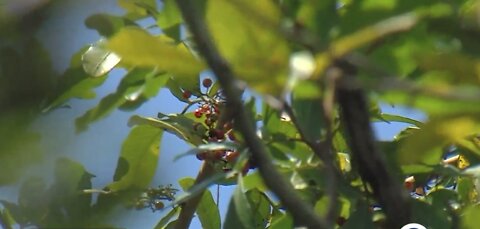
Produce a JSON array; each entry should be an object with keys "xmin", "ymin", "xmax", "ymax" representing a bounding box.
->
[
  {"xmin": 215, "ymin": 129, "xmax": 225, "ymax": 139},
  {"xmin": 223, "ymin": 122, "xmax": 233, "ymax": 130},
  {"xmin": 154, "ymin": 201, "xmax": 164, "ymax": 210},
  {"xmin": 225, "ymin": 151, "xmax": 240, "ymax": 163},
  {"xmin": 205, "ymin": 118, "xmax": 213, "ymax": 126},
  {"xmin": 202, "ymin": 78, "xmax": 213, "ymax": 88},
  {"xmin": 182, "ymin": 90, "xmax": 192, "ymax": 99},
  {"xmin": 336, "ymin": 217, "xmax": 347, "ymax": 226},
  {"xmin": 404, "ymin": 181, "xmax": 414, "ymax": 191},
  {"xmin": 213, "ymin": 150, "xmax": 226, "ymax": 160},
  {"xmin": 228, "ymin": 132, "xmax": 236, "ymax": 141},
  {"xmin": 196, "ymin": 152, "xmax": 207, "ymax": 160},
  {"xmin": 194, "ymin": 109, "xmax": 202, "ymax": 118},
  {"xmin": 241, "ymin": 162, "xmax": 250, "ymax": 175}
]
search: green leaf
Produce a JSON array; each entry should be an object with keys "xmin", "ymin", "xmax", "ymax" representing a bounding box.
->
[
  {"xmin": 314, "ymin": 4, "xmax": 452, "ymax": 75},
  {"xmin": 108, "ymin": 125, "xmax": 163, "ymax": 191},
  {"xmin": 0, "ymin": 201, "xmax": 25, "ymax": 225},
  {"xmin": 245, "ymin": 189, "xmax": 271, "ymax": 228},
  {"xmin": 462, "ymin": 205, "xmax": 480, "ymax": 229},
  {"xmin": 342, "ymin": 203, "xmax": 374, "ymax": 229},
  {"xmin": 50, "ymin": 158, "xmax": 94, "ymax": 222},
  {"xmin": 157, "ymin": 0, "xmax": 182, "ymax": 29},
  {"xmin": 399, "ymin": 115, "xmax": 480, "ymax": 165},
  {"xmin": 154, "ymin": 207, "xmax": 180, "ymax": 229},
  {"xmin": 85, "ymin": 13, "xmax": 135, "ymax": 37},
  {"xmin": 410, "ymin": 199, "xmax": 451, "ymax": 229},
  {"xmin": 75, "ymin": 69, "xmax": 168, "ymax": 132},
  {"xmin": 17, "ymin": 177, "xmax": 49, "ymax": 223},
  {"xmin": 373, "ymin": 113, "xmax": 424, "ymax": 127},
  {"xmin": 206, "ymin": 0, "xmax": 289, "ymax": 95},
  {"xmin": 224, "ymin": 177, "xmax": 255, "ymax": 229},
  {"xmin": 262, "ymin": 102, "xmax": 297, "ymax": 139},
  {"xmin": 416, "ymin": 52, "xmax": 480, "ymax": 86},
  {"xmin": 81, "ymin": 40, "xmax": 122, "ymax": 78},
  {"xmin": 243, "ymin": 171, "xmax": 268, "ymax": 192},
  {"xmin": 45, "ymin": 64, "xmax": 108, "ymax": 111},
  {"xmin": 379, "ymin": 85, "xmax": 480, "ymax": 115},
  {"xmin": 268, "ymin": 213, "xmax": 293, "ymax": 229},
  {"xmin": 172, "ymin": 172, "xmax": 233, "ymax": 207},
  {"xmin": 174, "ymin": 142, "xmax": 239, "ymax": 161},
  {"xmin": 0, "ymin": 208, "xmax": 15, "ymax": 229},
  {"xmin": 178, "ymin": 177, "xmax": 221, "ymax": 229},
  {"xmin": 107, "ymin": 27, "xmax": 205, "ymax": 82},
  {"xmin": 118, "ymin": 0, "xmax": 158, "ymax": 20},
  {"xmin": 296, "ymin": 0, "xmax": 338, "ymax": 41},
  {"xmin": 290, "ymin": 97, "xmax": 323, "ymax": 140},
  {"xmin": 128, "ymin": 114, "xmax": 204, "ymax": 146}
]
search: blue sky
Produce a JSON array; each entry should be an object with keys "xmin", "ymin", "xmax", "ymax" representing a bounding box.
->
[{"xmin": 0, "ymin": 1, "xmax": 426, "ymax": 228}]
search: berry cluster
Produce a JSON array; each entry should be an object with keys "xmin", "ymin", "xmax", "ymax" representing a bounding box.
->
[
  {"xmin": 182, "ymin": 78, "xmax": 255, "ymax": 175},
  {"xmin": 133, "ymin": 184, "xmax": 178, "ymax": 212}
]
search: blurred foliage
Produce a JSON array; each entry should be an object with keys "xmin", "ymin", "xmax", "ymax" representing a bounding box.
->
[{"xmin": 3, "ymin": 0, "xmax": 480, "ymax": 228}]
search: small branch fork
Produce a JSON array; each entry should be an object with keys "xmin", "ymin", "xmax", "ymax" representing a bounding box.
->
[
  {"xmin": 283, "ymin": 101, "xmax": 339, "ymax": 227},
  {"xmin": 175, "ymin": 0, "xmax": 328, "ymax": 228}
]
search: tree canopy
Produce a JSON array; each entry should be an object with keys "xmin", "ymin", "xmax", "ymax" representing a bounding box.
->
[{"xmin": 2, "ymin": 0, "xmax": 480, "ymax": 228}]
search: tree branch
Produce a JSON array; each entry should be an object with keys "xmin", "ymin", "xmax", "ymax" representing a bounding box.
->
[
  {"xmin": 334, "ymin": 59, "xmax": 410, "ymax": 228},
  {"xmin": 176, "ymin": 1, "xmax": 327, "ymax": 228},
  {"xmin": 174, "ymin": 162, "xmax": 214, "ymax": 229},
  {"xmin": 283, "ymin": 102, "xmax": 338, "ymax": 227}
]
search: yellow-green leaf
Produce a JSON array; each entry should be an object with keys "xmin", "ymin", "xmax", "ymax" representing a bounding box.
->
[
  {"xmin": 206, "ymin": 0, "xmax": 289, "ymax": 95},
  {"xmin": 399, "ymin": 115, "xmax": 480, "ymax": 165},
  {"xmin": 108, "ymin": 125, "xmax": 162, "ymax": 191},
  {"xmin": 107, "ymin": 27, "xmax": 205, "ymax": 77}
]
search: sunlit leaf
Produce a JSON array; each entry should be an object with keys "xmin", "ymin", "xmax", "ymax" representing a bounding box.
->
[
  {"xmin": 157, "ymin": 0, "xmax": 182, "ymax": 29},
  {"xmin": 417, "ymin": 52, "xmax": 480, "ymax": 86},
  {"xmin": 81, "ymin": 40, "xmax": 121, "ymax": 77},
  {"xmin": 107, "ymin": 27, "xmax": 205, "ymax": 81},
  {"xmin": 108, "ymin": 125, "xmax": 163, "ymax": 191},
  {"xmin": 206, "ymin": 0, "xmax": 289, "ymax": 95},
  {"xmin": 399, "ymin": 115, "xmax": 480, "ymax": 165},
  {"xmin": 128, "ymin": 114, "xmax": 204, "ymax": 146},
  {"xmin": 314, "ymin": 4, "xmax": 452, "ymax": 76},
  {"xmin": 462, "ymin": 205, "xmax": 480, "ymax": 228}
]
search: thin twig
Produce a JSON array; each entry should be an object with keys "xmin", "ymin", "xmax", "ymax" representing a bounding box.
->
[
  {"xmin": 283, "ymin": 102, "xmax": 338, "ymax": 227},
  {"xmin": 176, "ymin": 1, "xmax": 328, "ymax": 228},
  {"xmin": 175, "ymin": 162, "xmax": 215, "ymax": 229}
]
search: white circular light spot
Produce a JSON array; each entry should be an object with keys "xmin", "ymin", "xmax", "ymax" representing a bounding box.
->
[
  {"xmin": 401, "ymin": 223, "xmax": 426, "ymax": 229},
  {"xmin": 289, "ymin": 51, "xmax": 315, "ymax": 79}
]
